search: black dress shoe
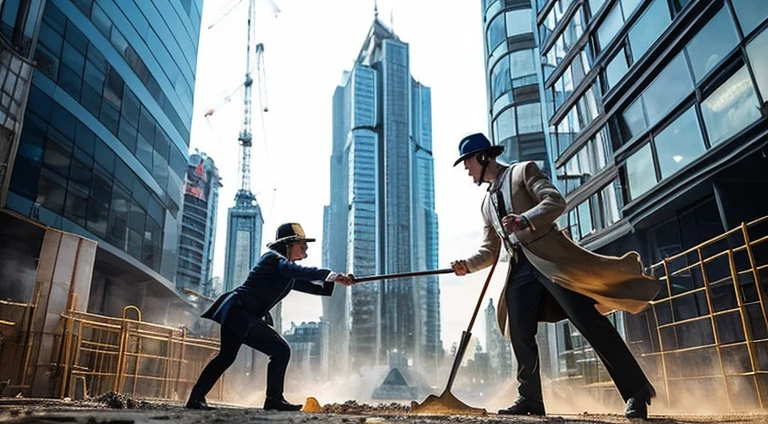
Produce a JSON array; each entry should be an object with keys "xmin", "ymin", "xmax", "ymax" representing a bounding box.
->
[
  {"xmin": 185, "ymin": 397, "xmax": 216, "ymax": 410},
  {"xmin": 625, "ymin": 384, "xmax": 656, "ymax": 419},
  {"xmin": 498, "ymin": 396, "xmax": 545, "ymax": 416},
  {"xmin": 263, "ymin": 396, "xmax": 302, "ymax": 411}
]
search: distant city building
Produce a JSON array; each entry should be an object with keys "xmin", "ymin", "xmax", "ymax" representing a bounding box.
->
[
  {"xmin": 283, "ymin": 321, "xmax": 330, "ymax": 382},
  {"xmin": 176, "ymin": 151, "xmax": 222, "ymax": 297},
  {"xmin": 222, "ymin": 193, "xmax": 263, "ymax": 293},
  {"xmin": 483, "ymin": 298, "xmax": 514, "ymax": 384},
  {"xmin": 323, "ymin": 16, "xmax": 442, "ymax": 374}
]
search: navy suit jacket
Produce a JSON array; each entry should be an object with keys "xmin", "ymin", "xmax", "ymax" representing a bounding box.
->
[{"xmin": 202, "ymin": 250, "xmax": 335, "ymax": 338}]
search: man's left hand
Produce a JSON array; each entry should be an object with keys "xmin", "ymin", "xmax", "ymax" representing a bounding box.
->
[{"xmin": 502, "ymin": 214, "xmax": 531, "ymax": 233}]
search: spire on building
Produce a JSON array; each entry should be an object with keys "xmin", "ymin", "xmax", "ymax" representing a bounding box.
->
[{"xmin": 374, "ymin": 0, "xmax": 378, "ymax": 19}]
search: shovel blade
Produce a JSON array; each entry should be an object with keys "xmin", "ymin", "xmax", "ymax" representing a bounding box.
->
[{"xmin": 410, "ymin": 390, "xmax": 486, "ymax": 416}]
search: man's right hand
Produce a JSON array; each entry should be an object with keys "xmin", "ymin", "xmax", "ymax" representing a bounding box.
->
[{"xmin": 451, "ymin": 260, "xmax": 468, "ymax": 276}]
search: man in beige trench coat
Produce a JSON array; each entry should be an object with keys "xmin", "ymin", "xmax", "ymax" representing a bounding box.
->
[{"xmin": 450, "ymin": 133, "xmax": 660, "ymax": 419}]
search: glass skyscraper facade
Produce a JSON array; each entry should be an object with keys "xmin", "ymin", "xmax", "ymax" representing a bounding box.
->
[
  {"xmin": 324, "ymin": 18, "xmax": 442, "ymax": 374},
  {"xmin": 482, "ymin": 0, "xmax": 552, "ymax": 175},
  {"xmin": 4, "ymin": 0, "xmax": 203, "ymax": 319},
  {"xmin": 523, "ymin": 0, "xmax": 768, "ymax": 403}
]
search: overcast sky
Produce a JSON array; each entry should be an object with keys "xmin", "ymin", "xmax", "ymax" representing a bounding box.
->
[{"xmin": 188, "ymin": 0, "xmax": 512, "ymax": 351}]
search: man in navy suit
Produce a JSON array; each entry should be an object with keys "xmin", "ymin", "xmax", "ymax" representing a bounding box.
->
[{"xmin": 186, "ymin": 223, "xmax": 353, "ymax": 411}]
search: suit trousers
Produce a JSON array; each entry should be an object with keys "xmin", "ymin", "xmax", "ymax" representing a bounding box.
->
[
  {"xmin": 505, "ymin": 251, "xmax": 649, "ymax": 402},
  {"xmin": 189, "ymin": 321, "xmax": 291, "ymax": 400}
]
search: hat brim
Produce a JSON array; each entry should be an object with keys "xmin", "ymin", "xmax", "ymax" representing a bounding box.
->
[
  {"xmin": 267, "ymin": 236, "xmax": 316, "ymax": 248},
  {"xmin": 453, "ymin": 145, "xmax": 504, "ymax": 167}
]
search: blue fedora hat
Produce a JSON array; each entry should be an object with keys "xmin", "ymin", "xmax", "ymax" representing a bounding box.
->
[{"xmin": 453, "ymin": 133, "xmax": 504, "ymax": 166}]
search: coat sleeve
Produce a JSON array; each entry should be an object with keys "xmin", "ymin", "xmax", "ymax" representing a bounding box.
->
[
  {"xmin": 292, "ymin": 279, "xmax": 335, "ymax": 296},
  {"xmin": 465, "ymin": 197, "xmax": 502, "ymax": 273},
  {"xmin": 519, "ymin": 161, "xmax": 566, "ymax": 230},
  {"xmin": 277, "ymin": 258, "xmax": 333, "ymax": 281}
]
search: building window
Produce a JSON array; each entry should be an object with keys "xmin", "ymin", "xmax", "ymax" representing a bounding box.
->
[
  {"xmin": 605, "ymin": 47, "xmax": 629, "ymax": 91},
  {"xmin": 506, "ymin": 9, "xmax": 532, "ymax": 38},
  {"xmin": 653, "ymin": 106, "xmax": 705, "ymax": 179},
  {"xmin": 627, "ymin": 0, "xmax": 671, "ymax": 62},
  {"xmin": 596, "ymin": 3, "xmax": 623, "ymax": 50},
  {"xmin": 488, "ymin": 13, "xmax": 506, "ymax": 52},
  {"xmin": 685, "ymin": 7, "xmax": 739, "ymax": 83},
  {"xmin": 642, "ymin": 53, "xmax": 693, "ymax": 125},
  {"xmin": 601, "ymin": 180, "xmax": 622, "ymax": 225},
  {"xmin": 494, "ymin": 107, "xmax": 516, "ymax": 142},
  {"xmin": 731, "ymin": 0, "xmax": 768, "ymax": 37},
  {"xmin": 700, "ymin": 66, "xmax": 761, "ymax": 146},
  {"xmin": 626, "ymin": 143, "xmax": 656, "ymax": 200},
  {"xmin": 746, "ymin": 27, "xmax": 768, "ymax": 101},
  {"xmin": 517, "ymin": 103, "xmax": 542, "ymax": 134}
]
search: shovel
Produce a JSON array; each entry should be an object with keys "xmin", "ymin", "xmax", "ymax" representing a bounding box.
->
[{"xmin": 410, "ymin": 249, "xmax": 501, "ymax": 416}]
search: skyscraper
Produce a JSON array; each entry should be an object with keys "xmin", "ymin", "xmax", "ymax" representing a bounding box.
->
[
  {"xmin": 176, "ymin": 150, "xmax": 222, "ymax": 297},
  {"xmin": 323, "ymin": 17, "xmax": 442, "ymax": 372},
  {"xmin": 222, "ymin": 196, "xmax": 263, "ymax": 293},
  {"xmin": 481, "ymin": 0, "xmax": 551, "ymax": 175},
  {"xmin": 3, "ymin": 0, "xmax": 204, "ymax": 322}
]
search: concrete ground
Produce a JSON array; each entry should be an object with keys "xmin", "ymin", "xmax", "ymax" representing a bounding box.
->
[{"xmin": 1, "ymin": 398, "xmax": 768, "ymax": 424}]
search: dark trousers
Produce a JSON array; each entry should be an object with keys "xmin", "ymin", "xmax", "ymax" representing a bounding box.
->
[
  {"xmin": 506, "ymin": 252, "xmax": 649, "ymax": 402},
  {"xmin": 189, "ymin": 321, "xmax": 291, "ymax": 400}
]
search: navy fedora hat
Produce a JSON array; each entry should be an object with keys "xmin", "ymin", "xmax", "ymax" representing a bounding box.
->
[{"xmin": 453, "ymin": 133, "xmax": 504, "ymax": 167}]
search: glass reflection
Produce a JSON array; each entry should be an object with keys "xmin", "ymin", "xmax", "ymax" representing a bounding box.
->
[
  {"xmin": 626, "ymin": 143, "xmax": 656, "ymax": 199},
  {"xmin": 701, "ymin": 66, "xmax": 761, "ymax": 145},
  {"xmin": 654, "ymin": 107, "xmax": 705, "ymax": 179}
]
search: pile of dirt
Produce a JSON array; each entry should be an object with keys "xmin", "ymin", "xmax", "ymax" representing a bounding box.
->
[
  {"xmin": 92, "ymin": 391, "xmax": 159, "ymax": 410},
  {"xmin": 321, "ymin": 400, "xmax": 411, "ymax": 414}
]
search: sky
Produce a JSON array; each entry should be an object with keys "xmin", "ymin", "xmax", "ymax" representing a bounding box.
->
[{"xmin": 188, "ymin": 0, "xmax": 513, "ymax": 351}]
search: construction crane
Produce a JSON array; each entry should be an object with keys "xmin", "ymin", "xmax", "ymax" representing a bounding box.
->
[{"xmin": 204, "ymin": 0, "xmax": 277, "ymax": 201}]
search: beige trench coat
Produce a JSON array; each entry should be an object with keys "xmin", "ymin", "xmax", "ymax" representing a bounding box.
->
[{"xmin": 462, "ymin": 161, "xmax": 660, "ymax": 339}]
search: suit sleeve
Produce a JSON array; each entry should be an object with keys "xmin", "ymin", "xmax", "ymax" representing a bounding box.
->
[
  {"xmin": 277, "ymin": 259, "xmax": 335, "ymax": 296},
  {"xmin": 519, "ymin": 161, "xmax": 566, "ymax": 230},
  {"xmin": 465, "ymin": 198, "xmax": 501, "ymax": 273},
  {"xmin": 292, "ymin": 279, "xmax": 335, "ymax": 296}
]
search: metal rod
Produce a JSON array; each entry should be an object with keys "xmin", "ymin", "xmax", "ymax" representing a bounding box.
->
[{"xmin": 352, "ymin": 268, "xmax": 454, "ymax": 283}]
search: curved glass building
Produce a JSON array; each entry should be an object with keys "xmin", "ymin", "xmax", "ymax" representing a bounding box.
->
[
  {"xmin": 5, "ymin": 0, "xmax": 203, "ymax": 319},
  {"xmin": 482, "ymin": 0, "xmax": 552, "ymax": 175}
]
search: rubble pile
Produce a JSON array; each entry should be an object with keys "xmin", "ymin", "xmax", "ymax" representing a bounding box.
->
[
  {"xmin": 321, "ymin": 400, "xmax": 411, "ymax": 414},
  {"xmin": 93, "ymin": 391, "xmax": 159, "ymax": 410}
]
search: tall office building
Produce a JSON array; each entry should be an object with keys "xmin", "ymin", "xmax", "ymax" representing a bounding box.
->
[
  {"xmin": 481, "ymin": 0, "xmax": 552, "ymax": 175},
  {"xmin": 525, "ymin": 0, "xmax": 768, "ymax": 399},
  {"xmin": 176, "ymin": 150, "xmax": 222, "ymax": 297},
  {"xmin": 323, "ymin": 17, "xmax": 442, "ymax": 372},
  {"xmin": 222, "ymin": 195, "xmax": 263, "ymax": 293},
  {"xmin": 3, "ymin": 0, "xmax": 204, "ymax": 321}
]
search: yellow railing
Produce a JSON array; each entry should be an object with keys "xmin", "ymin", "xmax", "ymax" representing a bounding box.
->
[
  {"xmin": 53, "ymin": 301, "xmax": 224, "ymax": 402},
  {"xmin": 0, "ymin": 288, "xmax": 40, "ymax": 395},
  {"xmin": 645, "ymin": 216, "xmax": 768, "ymax": 410}
]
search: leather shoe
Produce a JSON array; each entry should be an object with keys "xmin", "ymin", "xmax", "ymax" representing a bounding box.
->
[
  {"xmin": 185, "ymin": 397, "xmax": 215, "ymax": 410},
  {"xmin": 625, "ymin": 384, "xmax": 656, "ymax": 419},
  {"xmin": 263, "ymin": 396, "xmax": 302, "ymax": 411},
  {"xmin": 498, "ymin": 396, "xmax": 545, "ymax": 416}
]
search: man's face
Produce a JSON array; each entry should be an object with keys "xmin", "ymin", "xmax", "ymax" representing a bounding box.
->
[
  {"xmin": 463, "ymin": 155, "xmax": 484, "ymax": 185},
  {"xmin": 287, "ymin": 241, "xmax": 309, "ymax": 261}
]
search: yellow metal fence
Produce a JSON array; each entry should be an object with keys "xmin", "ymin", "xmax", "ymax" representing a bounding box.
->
[
  {"xmin": 54, "ymin": 302, "xmax": 224, "ymax": 401},
  {"xmin": 644, "ymin": 216, "xmax": 768, "ymax": 410}
]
